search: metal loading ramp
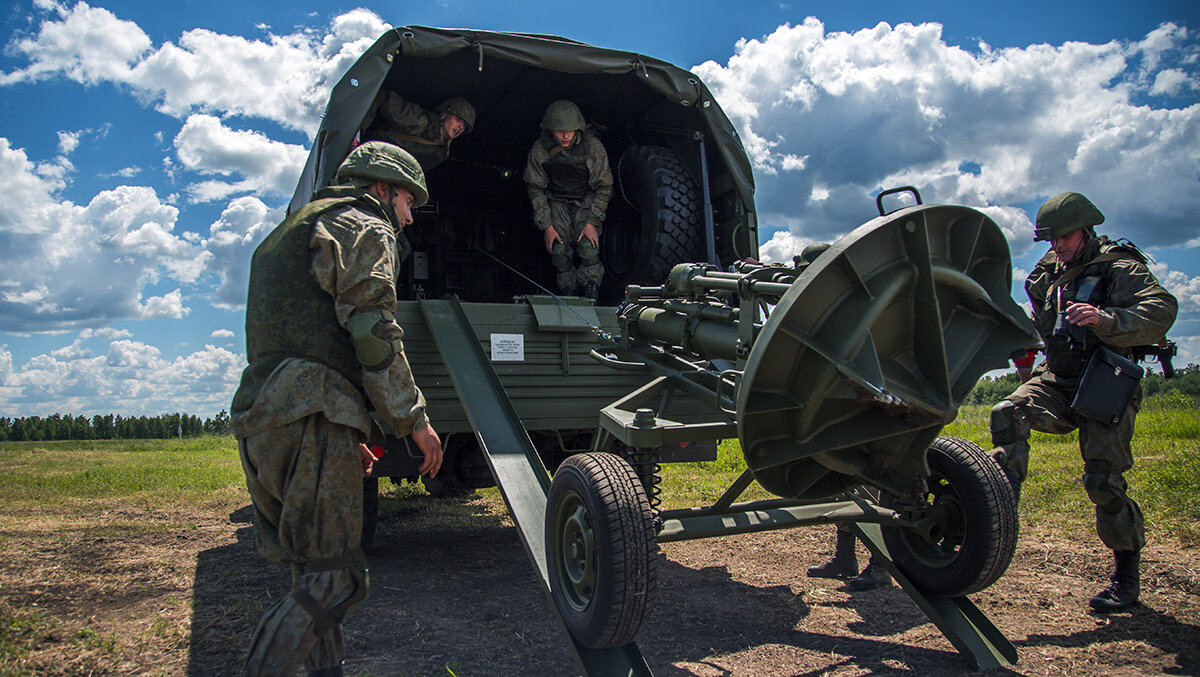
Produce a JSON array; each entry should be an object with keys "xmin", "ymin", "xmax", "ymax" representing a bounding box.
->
[{"xmin": 418, "ymin": 297, "xmax": 652, "ymax": 677}]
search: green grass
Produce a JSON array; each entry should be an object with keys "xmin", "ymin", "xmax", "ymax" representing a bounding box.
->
[{"xmin": 0, "ymin": 436, "xmax": 245, "ymax": 512}]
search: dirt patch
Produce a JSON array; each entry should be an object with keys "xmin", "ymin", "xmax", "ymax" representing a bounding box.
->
[{"xmin": 1, "ymin": 494, "xmax": 1198, "ymax": 676}]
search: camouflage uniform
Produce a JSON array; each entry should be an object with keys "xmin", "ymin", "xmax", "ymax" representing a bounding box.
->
[
  {"xmin": 991, "ymin": 235, "xmax": 1177, "ymax": 552},
  {"xmin": 524, "ymin": 128, "xmax": 613, "ymax": 293},
  {"xmin": 232, "ymin": 184, "xmax": 429, "ymax": 675},
  {"xmin": 361, "ymin": 92, "xmax": 453, "ymax": 172}
]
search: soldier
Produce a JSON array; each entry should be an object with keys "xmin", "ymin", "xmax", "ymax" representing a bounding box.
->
[
  {"xmin": 524, "ymin": 99, "xmax": 613, "ymax": 301},
  {"xmin": 990, "ymin": 192, "xmax": 1177, "ymax": 613},
  {"xmin": 360, "ymin": 92, "xmax": 476, "ymax": 172},
  {"xmin": 806, "ymin": 525, "xmax": 892, "ymax": 591},
  {"xmin": 231, "ymin": 141, "xmax": 444, "ymax": 676}
]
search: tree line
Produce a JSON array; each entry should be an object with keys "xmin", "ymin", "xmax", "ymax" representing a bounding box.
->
[
  {"xmin": 963, "ymin": 362, "xmax": 1200, "ymax": 405},
  {"xmin": 0, "ymin": 410, "xmax": 232, "ymax": 442},
  {"xmin": 2, "ymin": 363, "xmax": 1195, "ymax": 442}
]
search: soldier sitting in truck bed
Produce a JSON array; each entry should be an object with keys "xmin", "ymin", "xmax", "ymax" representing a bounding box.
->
[
  {"xmin": 524, "ymin": 99, "xmax": 613, "ymax": 302},
  {"xmin": 359, "ymin": 92, "xmax": 477, "ymax": 173}
]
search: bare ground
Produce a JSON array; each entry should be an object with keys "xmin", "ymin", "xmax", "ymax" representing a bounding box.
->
[{"xmin": 1, "ymin": 493, "xmax": 1197, "ymax": 676}]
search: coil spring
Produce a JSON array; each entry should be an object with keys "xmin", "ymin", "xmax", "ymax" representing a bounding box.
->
[{"xmin": 626, "ymin": 447, "xmax": 663, "ymax": 528}]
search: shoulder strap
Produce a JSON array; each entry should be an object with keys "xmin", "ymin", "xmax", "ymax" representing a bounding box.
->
[{"xmin": 1045, "ymin": 252, "xmax": 1136, "ymax": 296}]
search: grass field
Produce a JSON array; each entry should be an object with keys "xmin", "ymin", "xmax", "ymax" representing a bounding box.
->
[
  {"xmin": 2, "ymin": 396, "xmax": 1195, "ymax": 542},
  {"xmin": 0, "ymin": 396, "xmax": 1197, "ymax": 674}
]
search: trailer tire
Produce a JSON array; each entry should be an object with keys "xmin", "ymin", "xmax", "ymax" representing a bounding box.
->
[
  {"xmin": 545, "ymin": 452, "xmax": 659, "ymax": 648},
  {"xmin": 605, "ymin": 145, "xmax": 704, "ymax": 289},
  {"xmin": 882, "ymin": 436, "xmax": 1018, "ymax": 596}
]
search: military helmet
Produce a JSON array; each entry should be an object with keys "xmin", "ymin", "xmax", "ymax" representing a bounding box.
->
[
  {"xmin": 335, "ymin": 141, "xmax": 429, "ymax": 208},
  {"xmin": 436, "ymin": 96, "xmax": 476, "ymax": 133},
  {"xmin": 541, "ymin": 100, "xmax": 586, "ymax": 132},
  {"xmin": 1034, "ymin": 192, "xmax": 1104, "ymax": 241}
]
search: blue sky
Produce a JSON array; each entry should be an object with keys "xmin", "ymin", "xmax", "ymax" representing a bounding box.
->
[{"xmin": 1, "ymin": 0, "xmax": 1197, "ymax": 417}]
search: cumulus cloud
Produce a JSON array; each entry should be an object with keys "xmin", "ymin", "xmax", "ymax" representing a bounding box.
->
[
  {"xmin": 694, "ymin": 18, "xmax": 1200, "ymax": 259},
  {"xmin": 210, "ymin": 329, "xmax": 234, "ymax": 338},
  {"xmin": 201, "ymin": 195, "xmax": 283, "ymax": 308},
  {"xmin": 2, "ymin": 4, "xmax": 389, "ymax": 134},
  {"xmin": 0, "ymin": 336, "xmax": 245, "ymax": 417},
  {"xmin": 0, "ymin": 138, "xmax": 204, "ymax": 332},
  {"xmin": 173, "ymin": 114, "xmax": 308, "ymax": 202}
]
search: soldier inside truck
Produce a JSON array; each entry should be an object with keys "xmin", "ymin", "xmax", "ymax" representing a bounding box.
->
[{"xmin": 348, "ymin": 52, "xmax": 739, "ymax": 307}]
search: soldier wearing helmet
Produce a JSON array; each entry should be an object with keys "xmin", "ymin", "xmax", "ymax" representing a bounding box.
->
[
  {"xmin": 990, "ymin": 192, "xmax": 1176, "ymax": 613},
  {"xmin": 523, "ymin": 99, "xmax": 613, "ymax": 301},
  {"xmin": 232, "ymin": 141, "xmax": 443, "ymax": 676},
  {"xmin": 360, "ymin": 91, "xmax": 476, "ymax": 172}
]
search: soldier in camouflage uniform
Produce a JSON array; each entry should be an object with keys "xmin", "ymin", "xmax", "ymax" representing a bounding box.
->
[
  {"xmin": 231, "ymin": 141, "xmax": 443, "ymax": 676},
  {"xmin": 990, "ymin": 192, "xmax": 1177, "ymax": 613},
  {"xmin": 524, "ymin": 100, "xmax": 613, "ymax": 301},
  {"xmin": 360, "ymin": 93, "xmax": 476, "ymax": 172}
]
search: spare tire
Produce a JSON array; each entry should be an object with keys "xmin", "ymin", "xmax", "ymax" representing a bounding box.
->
[{"xmin": 604, "ymin": 145, "xmax": 705, "ymax": 290}]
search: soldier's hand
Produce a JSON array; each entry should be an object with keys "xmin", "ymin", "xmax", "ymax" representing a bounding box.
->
[
  {"xmin": 544, "ymin": 226, "xmax": 563, "ymax": 253},
  {"xmin": 412, "ymin": 424, "xmax": 443, "ymax": 478},
  {"xmin": 358, "ymin": 443, "xmax": 377, "ymax": 478},
  {"xmin": 1065, "ymin": 302, "xmax": 1102, "ymax": 327},
  {"xmin": 578, "ymin": 223, "xmax": 599, "ymax": 249}
]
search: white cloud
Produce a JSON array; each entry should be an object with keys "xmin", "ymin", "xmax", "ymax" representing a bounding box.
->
[
  {"xmin": 0, "ymin": 138, "xmax": 204, "ymax": 332},
  {"xmin": 173, "ymin": 114, "xmax": 308, "ymax": 202},
  {"xmin": 2, "ymin": 4, "xmax": 389, "ymax": 134},
  {"xmin": 0, "ymin": 337, "xmax": 244, "ymax": 417},
  {"xmin": 693, "ymin": 19, "xmax": 1200, "ymax": 254},
  {"xmin": 202, "ymin": 195, "xmax": 283, "ymax": 309},
  {"xmin": 210, "ymin": 329, "xmax": 234, "ymax": 338},
  {"xmin": 0, "ymin": 1, "xmax": 151, "ymax": 86}
]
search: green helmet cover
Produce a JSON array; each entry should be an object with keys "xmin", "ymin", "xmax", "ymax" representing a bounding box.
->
[
  {"xmin": 541, "ymin": 99, "xmax": 586, "ymax": 132},
  {"xmin": 335, "ymin": 141, "xmax": 429, "ymax": 207},
  {"xmin": 1034, "ymin": 192, "xmax": 1104, "ymax": 241},
  {"xmin": 436, "ymin": 96, "xmax": 476, "ymax": 133}
]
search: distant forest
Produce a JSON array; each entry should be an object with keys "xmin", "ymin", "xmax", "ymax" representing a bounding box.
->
[
  {"xmin": 0, "ymin": 410, "xmax": 231, "ymax": 442},
  {"xmin": 1, "ymin": 363, "xmax": 1196, "ymax": 442}
]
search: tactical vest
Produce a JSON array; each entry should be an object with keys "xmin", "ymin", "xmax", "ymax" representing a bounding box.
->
[
  {"xmin": 541, "ymin": 132, "xmax": 593, "ymax": 201},
  {"xmin": 1042, "ymin": 238, "xmax": 1143, "ymax": 379},
  {"xmin": 232, "ymin": 192, "xmax": 385, "ymax": 412},
  {"xmin": 365, "ymin": 117, "xmax": 449, "ymax": 173}
]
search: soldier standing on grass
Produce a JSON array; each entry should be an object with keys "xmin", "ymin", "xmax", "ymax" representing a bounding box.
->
[
  {"xmin": 231, "ymin": 141, "xmax": 443, "ymax": 676},
  {"xmin": 524, "ymin": 99, "xmax": 613, "ymax": 302},
  {"xmin": 989, "ymin": 192, "xmax": 1177, "ymax": 612}
]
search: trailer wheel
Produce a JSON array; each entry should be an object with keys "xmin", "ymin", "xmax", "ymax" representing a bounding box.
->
[
  {"xmin": 882, "ymin": 436, "xmax": 1018, "ymax": 596},
  {"xmin": 545, "ymin": 452, "xmax": 659, "ymax": 648},
  {"xmin": 361, "ymin": 476, "xmax": 379, "ymax": 552},
  {"xmin": 605, "ymin": 145, "xmax": 704, "ymax": 289}
]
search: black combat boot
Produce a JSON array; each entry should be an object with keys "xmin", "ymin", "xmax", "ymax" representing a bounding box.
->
[
  {"xmin": 582, "ymin": 280, "xmax": 599, "ymax": 302},
  {"xmin": 807, "ymin": 529, "xmax": 857, "ymax": 579},
  {"xmin": 845, "ymin": 557, "xmax": 892, "ymax": 591},
  {"xmin": 1089, "ymin": 549, "xmax": 1140, "ymax": 612}
]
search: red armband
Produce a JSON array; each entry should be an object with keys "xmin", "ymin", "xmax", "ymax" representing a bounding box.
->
[{"xmin": 1012, "ymin": 350, "xmax": 1036, "ymax": 368}]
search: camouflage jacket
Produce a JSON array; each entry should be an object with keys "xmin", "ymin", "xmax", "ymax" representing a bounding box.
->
[
  {"xmin": 231, "ymin": 190, "xmax": 430, "ymax": 440},
  {"xmin": 524, "ymin": 129, "xmax": 613, "ymax": 232},
  {"xmin": 361, "ymin": 92, "xmax": 451, "ymax": 172},
  {"xmin": 1026, "ymin": 235, "xmax": 1177, "ymax": 385}
]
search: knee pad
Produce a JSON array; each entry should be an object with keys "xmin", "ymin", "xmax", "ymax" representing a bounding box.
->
[
  {"xmin": 1082, "ymin": 459, "xmax": 1119, "ymax": 510},
  {"xmin": 577, "ymin": 237, "xmax": 600, "ymax": 262},
  {"xmin": 989, "ymin": 400, "xmax": 1024, "ymax": 445},
  {"xmin": 550, "ymin": 242, "xmax": 570, "ymax": 270},
  {"xmin": 347, "ymin": 308, "xmax": 403, "ymax": 371}
]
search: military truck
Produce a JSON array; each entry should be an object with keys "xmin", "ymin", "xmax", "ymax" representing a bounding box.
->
[
  {"xmin": 291, "ymin": 26, "xmax": 759, "ymax": 502},
  {"xmin": 292, "ymin": 26, "xmax": 1040, "ymax": 674}
]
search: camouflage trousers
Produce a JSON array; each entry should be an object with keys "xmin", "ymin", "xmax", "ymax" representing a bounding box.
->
[
  {"xmin": 990, "ymin": 376, "xmax": 1145, "ymax": 552},
  {"xmin": 238, "ymin": 413, "xmax": 368, "ymax": 675},
  {"xmin": 545, "ymin": 199, "xmax": 603, "ymax": 293}
]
